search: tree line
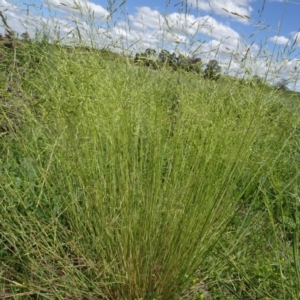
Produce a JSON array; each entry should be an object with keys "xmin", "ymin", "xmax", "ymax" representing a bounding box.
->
[
  {"xmin": 134, "ymin": 48, "xmax": 291, "ymax": 89},
  {"xmin": 134, "ymin": 48, "xmax": 222, "ymax": 80}
]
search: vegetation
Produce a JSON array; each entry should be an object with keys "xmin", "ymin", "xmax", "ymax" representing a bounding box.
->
[
  {"xmin": 275, "ymin": 79, "xmax": 289, "ymax": 91},
  {"xmin": 1, "ymin": 4, "xmax": 300, "ymax": 300},
  {"xmin": 134, "ymin": 48, "xmax": 202, "ymax": 73},
  {"xmin": 204, "ymin": 60, "xmax": 222, "ymax": 81}
]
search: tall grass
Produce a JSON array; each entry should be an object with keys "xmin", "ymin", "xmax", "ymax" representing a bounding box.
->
[{"xmin": 1, "ymin": 1, "xmax": 300, "ymax": 299}]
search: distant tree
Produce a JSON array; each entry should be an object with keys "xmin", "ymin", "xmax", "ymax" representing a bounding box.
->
[
  {"xmin": 159, "ymin": 49, "xmax": 169, "ymax": 63},
  {"xmin": 187, "ymin": 57, "xmax": 202, "ymax": 74},
  {"xmin": 21, "ymin": 31, "xmax": 31, "ymax": 41},
  {"xmin": 189, "ymin": 57, "xmax": 202, "ymax": 64},
  {"xmin": 144, "ymin": 48, "xmax": 157, "ymax": 58},
  {"xmin": 204, "ymin": 60, "xmax": 221, "ymax": 80},
  {"xmin": 172, "ymin": 54, "xmax": 202, "ymax": 73},
  {"xmin": 134, "ymin": 48, "xmax": 158, "ymax": 69},
  {"xmin": 246, "ymin": 75, "xmax": 263, "ymax": 87},
  {"xmin": 176, "ymin": 53, "xmax": 188, "ymax": 65},
  {"xmin": 170, "ymin": 52, "xmax": 177, "ymax": 61},
  {"xmin": 134, "ymin": 49, "xmax": 203, "ymax": 74},
  {"xmin": 134, "ymin": 52, "xmax": 142, "ymax": 64},
  {"xmin": 175, "ymin": 53, "xmax": 189, "ymax": 71},
  {"xmin": 275, "ymin": 78, "xmax": 289, "ymax": 91},
  {"xmin": 253, "ymin": 75, "xmax": 262, "ymax": 84},
  {"xmin": 159, "ymin": 49, "xmax": 176, "ymax": 66},
  {"xmin": 144, "ymin": 48, "xmax": 158, "ymax": 68}
]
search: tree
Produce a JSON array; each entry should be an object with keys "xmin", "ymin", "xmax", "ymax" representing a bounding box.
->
[
  {"xmin": 134, "ymin": 52, "xmax": 142, "ymax": 64},
  {"xmin": 175, "ymin": 53, "xmax": 186, "ymax": 64},
  {"xmin": 175, "ymin": 53, "xmax": 189, "ymax": 71},
  {"xmin": 21, "ymin": 32, "xmax": 31, "ymax": 41},
  {"xmin": 187, "ymin": 57, "xmax": 202, "ymax": 74},
  {"xmin": 144, "ymin": 48, "xmax": 158, "ymax": 68},
  {"xmin": 159, "ymin": 49, "xmax": 170, "ymax": 63},
  {"xmin": 275, "ymin": 78, "xmax": 289, "ymax": 91},
  {"xmin": 134, "ymin": 48, "xmax": 158, "ymax": 69},
  {"xmin": 144, "ymin": 48, "xmax": 157, "ymax": 59},
  {"xmin": 159, "ymin": 49, "xmax": 176, "ymax": 65},
  {"xmin": 253, "ymin": 75, "xmax": 262, "ymax": 84},
  {"xmin": 204, "ymin": 60, "xmax": 221, "ymax": 80},
  {"xmin": 246, "ymin": 75, "xmax": 263, "ymax": 87}
]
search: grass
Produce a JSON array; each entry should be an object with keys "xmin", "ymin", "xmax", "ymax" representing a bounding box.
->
[{"xmin": 1, "ymin": 20, "xmax": 300, "ymax": 299}]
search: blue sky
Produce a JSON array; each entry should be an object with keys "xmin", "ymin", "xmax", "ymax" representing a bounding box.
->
[{"xmin": 1, "ymin": 0, "xmax": 300, "ymax": 90}]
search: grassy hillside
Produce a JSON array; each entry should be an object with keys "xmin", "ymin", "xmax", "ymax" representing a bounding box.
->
[{"xmin": 1, "ymin": 39, "xmax": 300, "ymax": 299}]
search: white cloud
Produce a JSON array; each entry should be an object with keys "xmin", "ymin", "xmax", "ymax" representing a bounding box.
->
[
  {"xmin": 198, "ymin": 15, "xmax": 240, "ymax": 41},
  {"xmin": 129, "ymin": 6, "xmax": 162, "ymax": 30},
  {"xmin": 0, "ymin": 5, "xmax": 96, "ymax": 45},
  {"xmin": 0, "ymin": 4, "xmax": 241, "ymax": 56},
  {"xmin": 165, "ymin": 13, "xmax": 240, "ymax": 41},
  {"xmin": 127, "ymin": 8, "xmax": 240, "ymax": 49},
  {"xmin": 187, "ymin": 0, "xmax": 253, "ymax": 23},
  {"xmin": 0, "ymin": 0, "xmax": 16, "ymax": 9},
  {"xmin": 44, "ymin": 0, "xmax": 109, "ymax": 21},
  {"xmin": 269, "ymin": 35, "xmax": 290, "ymax": 45},
  {"xmin": 0, "ymin": 9, "xmax": 33, "ymax": 36}
]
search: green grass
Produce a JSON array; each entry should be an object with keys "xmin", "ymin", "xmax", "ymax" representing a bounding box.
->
[{"xmin": 1, "ymin": 40, "xmax": 300, "ymax": 299}]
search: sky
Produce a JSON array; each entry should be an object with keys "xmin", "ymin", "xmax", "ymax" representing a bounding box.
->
[{"xmin": 1, "ymin": 0, "xmax": 300, "ymax": 90}]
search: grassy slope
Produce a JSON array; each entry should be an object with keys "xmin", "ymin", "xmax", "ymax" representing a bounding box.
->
[{"xmin": 1, "ymin": 41, "xmax": 300, "ymax": 299}]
